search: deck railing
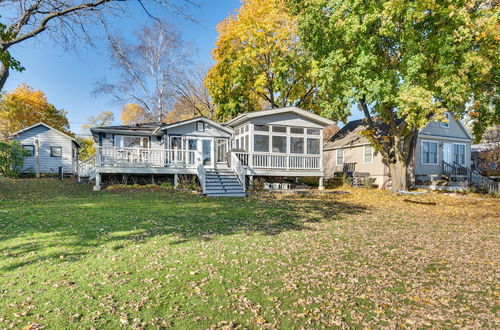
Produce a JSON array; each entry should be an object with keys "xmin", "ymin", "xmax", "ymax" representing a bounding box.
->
[
  {"xmin": 233, "ymin": 152, "xmax": 321, "ymax": 171},
  {"xmin": 96, "ymin": 147, "xmax": 199, "ymax": 168},
  {"xmin": 77, "ymin": 154, "xmax": 96, "ymax": 180}
]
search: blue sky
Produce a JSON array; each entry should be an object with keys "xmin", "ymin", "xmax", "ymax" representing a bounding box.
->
[
  {"xmin": 5, "ymin": 0, "xmax": 359, "ymax": 135},
  {"xmin": 5, "ymin": 0, "xmax": 241, "ymax": 134}
]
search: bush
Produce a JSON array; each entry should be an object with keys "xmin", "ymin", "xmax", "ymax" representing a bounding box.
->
[
  {"xmin": 0, "ymin": 141, "xmax": 29, "ymax": 178},
  {"xmin": 160, "ymin": 182, "xmax": 174, "ymax": 190},
  {"xmin": 363, "ymin": 177, "xmax": 377, "ymax": 188},
  {"xmin": 251, "ymin": 178, "xmax": 266, "ymax": 191},
  {"xmin": 340, "ymin": 173, "xmax": 353, "ymax": 186}
]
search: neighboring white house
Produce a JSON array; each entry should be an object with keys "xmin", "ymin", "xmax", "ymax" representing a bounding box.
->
[
  {"xmin": 11, "ymin": 122, "xmax": 80, "ymax": 176},
  {"xmin": 323, "ymin": 114, "xmax": 499, "ymax": 191},
  {"xmin": 81, "ymin": 107, "xmax": 334, "ymax": 196}
]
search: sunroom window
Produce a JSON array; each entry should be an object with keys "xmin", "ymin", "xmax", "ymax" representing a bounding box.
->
[
  {"xmin": 307, "ymin": 138, "xmax": 320, "ymax": 154},
  {"xmin": 272, "ymin": 136, "xmax": 287, "ymax": 153},
  {"xmin": 254, "ymin": 135, "xmax": 269, "ymax": 152},
  {"xmin": 290, "ymin": 137, "xmax": 304, "ymax": 153}
]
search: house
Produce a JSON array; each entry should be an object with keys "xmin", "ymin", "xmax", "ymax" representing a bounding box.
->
[
  {"xmin": 11, "ymin": 122, "xmax": 80, "ymax": 176},
  {"xmin": 82, "ymin": 107, "xmax": 334, "ymax": 196},
  {"xmin": 324, "ymin": 113, "xmax": 478, "ymax": 190}
]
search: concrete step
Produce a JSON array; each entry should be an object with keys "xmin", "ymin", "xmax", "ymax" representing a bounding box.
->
[{"xmin": 206, "ymin": 192, "xmax": 246, "ymax": 197}]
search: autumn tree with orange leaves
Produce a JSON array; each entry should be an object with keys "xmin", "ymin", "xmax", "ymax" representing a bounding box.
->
[
  {"xmin": 205, "ymin": 0, "xmax": 323, "ymax": 120},
  {"xmin": 0, "ymin": 83, "xmax": 71, "ymax": 139}
]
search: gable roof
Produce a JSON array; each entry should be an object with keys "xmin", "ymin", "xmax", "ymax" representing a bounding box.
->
[
  {"xmin": 224, "ymin": 107, "xmax": 335, "ymax": 127},
  {"xmin": 11, "ymin": 122, "xmax": 80, "ymax": 148},
  {"xmin": 160, "ymin": 116, "xmax": 233, "ymax": 134},
  {"xmin": 324, "ymin": 118, "xmax": 381, "ymax": 150},
  {"xmin": 326, "ymin": 115, "xmax": 472, "ymax": 150},
  {"xmin": 90, "ymin": 122, "xmax": 166, "ymax": 135}
]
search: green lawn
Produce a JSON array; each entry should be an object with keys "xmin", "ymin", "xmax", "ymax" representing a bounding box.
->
[{"xmin": 0, "ymin": 179, "xmax": 498, "ymax": 329}]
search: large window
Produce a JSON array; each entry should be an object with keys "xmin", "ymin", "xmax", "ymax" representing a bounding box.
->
[
  {"xmin": 363, "ymin": 146, "xmax": 373, "ymax": 163},
  {"xmin": 337, "ymin": 149, "xmax": 344, "ymax": 165},
  {"xmin": 454, "ymin": 144, "xmax": 465, "ymax": 166},
  {"xmin": 116, "ymin": 135, "xmax": 149, "ymax": 148},
  {"xmin": 307, "ymin": 138, "xmax": 320, "ymax": 154},
  {"xmin": 50, "ymin": 146, "xmax": 62, "ymax": 158},
  {"xmin": 254, "ymin": 135, "xmax": 269, "ymax": 152},
  {"xmin": 22, "ymin": 145, "xmax": 34, "ymax": 157},
  {"xmin": 422, "ymin": 141, "xmax": 438, "ymax": 164},
  {"xmin": 290, "ymin": 137, "xmax": 304, "ymax": 154},
  {"xmin": 272, "ymin": 136, "xmax": 287, "ymax": 153}
]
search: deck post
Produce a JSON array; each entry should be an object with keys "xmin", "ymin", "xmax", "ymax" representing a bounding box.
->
[
  {"xmin": 93, "ymin": 172, "xmax": 101, "ymax": 191},
  {"xmin": 174, "ymin": 174, "xmax": 179, "ymax": 187},
  {"xmin": 318, "ymin": 176, "xmax": 325, "ymax": 190}
]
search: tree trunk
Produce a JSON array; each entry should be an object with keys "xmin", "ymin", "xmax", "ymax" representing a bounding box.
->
[
  {"xmin": 0, "ymin": 62, "xmax": 9, "ymax": 92},
  {"xmin": 389, "ymin": 160, "xmax": 408, "ymax": 192}
]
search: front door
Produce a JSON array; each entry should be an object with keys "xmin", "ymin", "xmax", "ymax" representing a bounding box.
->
[
  {"xmin": 443, "ymin": 143, "xmax": 452, "ymax": 164},
  {"xmin": 216, "ymin": 139, "xmax": 228, "ymax": 165},
  {"xmin": 201, "ymin": 139, "xmax": 213, "ymax": 167}
]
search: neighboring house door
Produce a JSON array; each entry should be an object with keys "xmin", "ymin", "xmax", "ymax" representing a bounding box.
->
[{"xmin": 443, "ymin": 143, "xmax": 453, "ymax": 165}]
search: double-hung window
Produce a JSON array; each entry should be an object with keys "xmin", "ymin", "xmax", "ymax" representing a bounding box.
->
[
  {"xmin": 22, "ymin": 145, "xmax": 34, "ymax": 157},
  {"xmin": 363, "ymin": 146, "xmax": 373, "ymax": 163},
  {"xmin": 336, "ymin": 149, "xmax": 344, "ymax": 165},
  {"xmin": 50, "ymin": 146, "xmax": 62, "ymax": 158},
  {"xmin": 453, "ymin": 144, "xmax": 465, "ymax": 166},
  {"xmin": 422, "ymin": 141, "xmax": 438, "ymax": 164}
]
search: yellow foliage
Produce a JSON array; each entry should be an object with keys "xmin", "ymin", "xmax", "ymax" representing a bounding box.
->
[
  {"xmin": 120, "ymin": 103, "xmax": 152, "ymax": 125},
  {"xmin": 0, "ymin": 83, "xmax": 71, "ymax": 139}
]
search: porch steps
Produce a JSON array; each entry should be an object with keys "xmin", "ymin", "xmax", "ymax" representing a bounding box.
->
[{"xmin": 204, "ymin": 168, "xmax": 246, "ymax": 197}]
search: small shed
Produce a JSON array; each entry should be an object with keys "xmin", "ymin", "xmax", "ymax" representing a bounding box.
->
[{"xmin": 11, "ymin": 123, "xmax": 80, "ymax": 176}]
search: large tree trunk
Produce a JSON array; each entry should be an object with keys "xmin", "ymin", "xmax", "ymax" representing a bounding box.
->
[
  {"xmin": 389, "ymin": 160, "xmax": 408, "ymax": 192},
  {"xmin": 0, "ymin": 63, "xmax": 9, "ymax": 92}
]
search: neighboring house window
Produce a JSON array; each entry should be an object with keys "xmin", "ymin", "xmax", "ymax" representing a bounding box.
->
[
  {"xmin": 441, "ymin": 112, "xmax": 450, "ymax": 128},
  {"xmin": 50, "ymin": 146, "xmax": 62, "ymax": 157},
  {"xmin": 272, "ymin": 136, "xmax": 287, "ymax": 153},
  {"xmin": 454, "ymin": 144, "xmax": 466, "ymax": 166},
  {"xmin": 290, "ymin": 137, "xmax": 304, "ymax": 153},
  {"xmin": 307, "ymin": 138, "xmax": 320, "ymax": 154},
  {"xmin": 422, "ymin": 141, "xmax": 438, "ymax": 164},
  {"xmin": 197, "ymin": 122, "xmax": 205, "ymax": 132},
  {"xmin": 254, "ymin": 134, "xmax": 269, "ymax": 152},
  {"xmin": 115, "ymin": 136, "xmax": 149, "ymax": 148},
  {"xmin": 363, "ymin": 146, "xmax": 373, "ymax": 163},
  {"xmin": 336, "ymin": 149, "xmax": 344, "ymax": 165},
  {"xmin": 22, "ymin": 145, "xmax": 34, "ymax": 157}
]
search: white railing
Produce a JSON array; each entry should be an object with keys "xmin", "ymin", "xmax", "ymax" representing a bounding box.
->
[
  {"xmin": 96, "ymin": 147, "xmax": 199, "ymax": 168},
  {"xmin": 249, "ymin": 152, "xmax": 321, "ymax": 171},
  {"xmin": 231, "ymin": 152, "xmax": 246, "ymax": 192},
  {"xmin": 77, "ymin": 154, "xmax": 96, "ymax": 180},
  {"xmin": 470, "ymin": 170, "xmax": 499, "ymax": 193}
]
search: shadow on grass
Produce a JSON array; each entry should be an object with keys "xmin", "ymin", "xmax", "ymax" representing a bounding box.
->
[{"xmin": 0, "ymin": 179, "xmax": 366, "ymax": 271}]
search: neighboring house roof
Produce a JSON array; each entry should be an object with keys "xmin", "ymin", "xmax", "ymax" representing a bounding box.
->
[
  {"xmin": 324, "ymin": 118, "xmax": 392, "ymax": 150},
  {"xmin": 224, "ymin": 106, "xmax": 335, "ymax": 127},
  {"xmin": 90, "ymin": 122, "xmax": 166, "ymax": 135},
  {"xmin": 11, "ymin": 122, "xmax": 80, "ymax": 148},
  {"xmin": 159, "ymin": 116, "xmax": 233, "ymax": 135}
]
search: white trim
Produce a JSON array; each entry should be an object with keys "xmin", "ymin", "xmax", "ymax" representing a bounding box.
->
[
  {"xmin": 324, "ymin": 142, "xmax": 371, "ymax": 151},
  {"xmin": 225, "ymin": 107, "xmax": 335, "ymax": 127},
  {"xmin": 362, "ymin": 145, "xmax": 374, "ymax": 164},
  {"xmin": 11, "ymin": 122, "xmax": 79, "ymax": 147},
  {"xmin": 336, "ymin": 148, "xmax": 344, "ymax": 166},
  {"xmin": 420, "ymin": 140, "xmax": 439, "ymax": 165}
]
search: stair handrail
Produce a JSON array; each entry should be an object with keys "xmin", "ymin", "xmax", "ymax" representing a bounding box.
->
[
  {"xmin": 231, "ymin": 152, "xmax": 246, "ymax": 192},
  {"xmin": 442, "ymin": 161, "xmax": 456, "ymax": 175},
  {"xmin": 77, "ymin": 154, "xmax": 96, "ymax": 180},
  {"xmin": 196, "ymin": 152, "xmax": 206, "ymax": 194},
  {"xmin": 453, "ymin": 162, "xmax": 469, "ymax": 176}
]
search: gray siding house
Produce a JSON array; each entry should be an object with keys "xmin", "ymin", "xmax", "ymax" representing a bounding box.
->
[
  {"xmin": 324, "ymin": 114, "xmax": 475, "ymax": 189},
  {"xmin": 82, "ymin": 107, "xmax": 334, "ymax": 196},
  {"xmin": 11, "ymin": 123, "xmax": 80, "ymax": 176}
]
